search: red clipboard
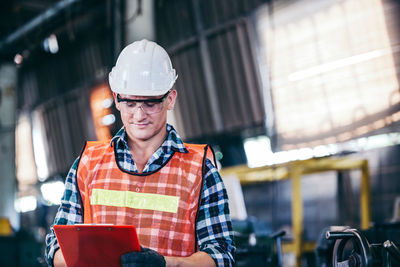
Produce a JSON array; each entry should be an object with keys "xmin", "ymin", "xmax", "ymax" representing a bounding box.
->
[{"xmin": 53, "ymin": 225, "xmax": 141, "ymax": 267}]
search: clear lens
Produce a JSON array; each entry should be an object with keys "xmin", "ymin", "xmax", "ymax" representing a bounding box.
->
[
  {"xmin": 142, "ymin": 101, "xmax": 162, "ymax": 114},
  {"xmin": 117, "ymin": 91, "xmax": 170, "ymax": 115},
  {"xmin": 121, "ymin": 101, "xmax": 163, "ymax": 114}
]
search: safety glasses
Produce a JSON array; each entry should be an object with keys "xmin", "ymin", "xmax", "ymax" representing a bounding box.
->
[{"xmin": 116, "ymin": 91, "xmax": 170, "ymax": 114}]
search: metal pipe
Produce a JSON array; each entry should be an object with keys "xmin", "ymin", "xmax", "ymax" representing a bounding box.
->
[
  {"xmin": 384, "ymin": 240, "xmax": 400, "ymax": 262},
  {"xmin": 0, "ymin": 0, "xmax": 79, "ymax": 52},
  {"xmin": 326, "ymin": 231, "xmax": 355, "ymax": 240}
]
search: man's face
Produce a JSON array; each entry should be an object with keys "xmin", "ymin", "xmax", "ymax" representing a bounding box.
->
[{"xmin": 114, "ymin": 90, "xmax": 177, "ymax": 143}]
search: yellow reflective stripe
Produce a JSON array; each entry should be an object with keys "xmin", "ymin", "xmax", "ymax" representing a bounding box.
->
[{"xmin": 90, "ymin": 188, "xmax": 180, "ymax": 213}]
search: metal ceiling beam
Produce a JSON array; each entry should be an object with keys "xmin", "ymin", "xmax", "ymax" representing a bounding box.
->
[
  {"xmin": 18, "ymin": 0, "xmax": 52, "ymax": 11},
  {"xmin": 0, "ymin": 0, "xmax": 79, "ymax": 53}
]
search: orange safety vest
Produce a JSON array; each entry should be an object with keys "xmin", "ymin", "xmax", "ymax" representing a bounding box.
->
[{"xmin": 76, "ymin": 140, "xmax": 214, "ymax": 257}]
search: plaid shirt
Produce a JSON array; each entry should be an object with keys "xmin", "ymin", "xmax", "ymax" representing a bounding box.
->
[{"xmin": 45, "ymin": 124, "xmax": 235, "ymax": 266}]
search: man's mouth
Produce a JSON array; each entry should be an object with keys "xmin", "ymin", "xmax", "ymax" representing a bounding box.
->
[{"xmin": 132, "ymin": 122, "xmax": 149, "ymax": 127}]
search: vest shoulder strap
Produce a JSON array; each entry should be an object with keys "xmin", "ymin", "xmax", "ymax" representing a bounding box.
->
[
  {"xmin": 86, "ymin": 140, "xmax": 111, "ymax": 147},
  {"xmin": 83, "ymin": 140, "xmax": 112, "ymax": 155},
  {"xmin": 184, "ymin": 143, "xmax": 217, "ymax": 167}
]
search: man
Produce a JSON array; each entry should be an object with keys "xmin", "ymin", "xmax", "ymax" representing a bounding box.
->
[{"xmin": 45, "ymin": 39, "xmax": 235, "ymax": 267}]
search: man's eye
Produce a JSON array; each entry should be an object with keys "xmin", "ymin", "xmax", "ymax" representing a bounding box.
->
[
  {"xmin": 144, "ymin": 102, "xmax": 156, "ymax": 108},
  {"xmin": 126, "ymin": 102, "xmax": 136, "ymax": 108}
]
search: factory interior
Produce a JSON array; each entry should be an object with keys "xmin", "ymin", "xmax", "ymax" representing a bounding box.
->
[{"xmin": 0, "ymin": 0, "xmax": 400, "ymax": 266}]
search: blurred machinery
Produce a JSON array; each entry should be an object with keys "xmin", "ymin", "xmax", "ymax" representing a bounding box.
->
[
  {"xmin": 0, "ymin": 218, "xmax": 45, "ymax": 267},
  {"xmin": 222, "ymin": 174, "xmax": 286, "ymax": 266},
  {"xmin": 324, "ymin": 223, "xmax": 400, "ymax": 267},
  {"xmin": 233, "ymin": 218, "xmax": 285, "ymax": 267},
  {"xmin": 0, "ymin": 217, "xmax": 12, "ymax": 236},
  {"xmin": 221, "ymin": 156, "xmax": 371, "ymax": 266}
]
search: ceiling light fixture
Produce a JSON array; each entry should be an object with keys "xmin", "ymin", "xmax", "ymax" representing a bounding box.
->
[{"xmin": 43, "ymin": 34, "xmax": 59, "ymax": 54}]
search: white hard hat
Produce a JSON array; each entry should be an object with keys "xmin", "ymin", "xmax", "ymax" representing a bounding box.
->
[{"xmin": 109, "ymin": 39, "xmax": 178, "ymax": 96}]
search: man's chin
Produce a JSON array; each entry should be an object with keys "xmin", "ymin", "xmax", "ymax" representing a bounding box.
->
[{"xmin": 127, "ymin": 126, "xmax": 153, "ymax": 140}]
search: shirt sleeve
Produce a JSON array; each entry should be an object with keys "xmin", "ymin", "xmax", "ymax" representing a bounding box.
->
[
  {"xmin": 196, "ymin": 159, "xmax": 236, "ymax": 267},
  {"xmin": 45, "ymin": 157, "xmax": 84, "ymax": 267}
]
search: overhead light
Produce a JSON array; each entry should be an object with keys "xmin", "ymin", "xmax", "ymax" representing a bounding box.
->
[
  {"xmin": 40, "ymin": 181, "xmax": 65, "ymax": 205},
  {"xmin": 14, "ymin": 53, "xmax": 23, "ymax": 65},
  {"xmin": 43, "ymin": 34, "xmax": 59, "ymax": 54},
  {"xmin": 243, "ymin": 136, "xmax": 274, "ymax": 167},
  {"xmin": 32, "ymin": 111, "xmax": 49, "ymax": 181},
  {"xmin": 101, "ymin": 114, "xmax": 116, "ymax": 126},
  {"xmin": 15, "ymin": 196, "xmax": 37, "ymax": 213},
  {"xmin": 288, "ymin": 48, "xmax": 391, "ymax": 82},
  {"xmin": 102, "ymin": 98, "xmax": 114, "ymax": 108}
]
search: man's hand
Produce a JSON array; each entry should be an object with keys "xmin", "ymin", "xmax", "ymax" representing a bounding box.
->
[
  {"xmin": 165, "ymin": 252, "xmax": 216, "ymax": 267},
  {"xmin": 121, "ymin": 247, "xmax": 166, "ymax": 267},
  {"xmin": 53, "ymin": 249, "xmax": 67, "ymax": 267}
]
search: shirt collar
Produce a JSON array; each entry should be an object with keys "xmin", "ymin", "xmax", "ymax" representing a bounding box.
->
[{"xmin": 110, "ymin": 123, "xmax": 188, "ymax": 153}]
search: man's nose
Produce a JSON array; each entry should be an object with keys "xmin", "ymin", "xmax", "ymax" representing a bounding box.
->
[{"xmin": 133, "ymin": 103, "xmax": 147, "ymax": 118}]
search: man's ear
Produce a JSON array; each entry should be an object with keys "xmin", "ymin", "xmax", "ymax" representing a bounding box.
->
[
  {"xmin": 112, "ymin": 92, "xmax": 121, "ymax": 111},
  {"xmin": 167, "ymin": 90, "xmax": 177, "ymax": 110}
]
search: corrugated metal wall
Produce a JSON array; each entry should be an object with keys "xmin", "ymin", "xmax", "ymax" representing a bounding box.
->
[
  {"xmin": 19, "ymin": 40, "xmax": 111, "ymax": 110},
  {"xmin": 207, "ymin": 24, "xmax": 264, "ymax": 131},
  {"xmin": 18, "ymin": 36, "xmax": 112, "ymax": 178},
  {"xmin": 33, "ymin": 91, "xmax": 94, "ymax": 176},
  {"xmin": 156, "ymin": 0, "xmax": 268, "ymax": 141}
]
